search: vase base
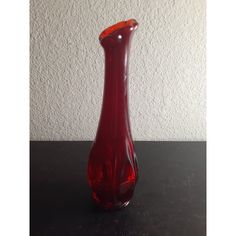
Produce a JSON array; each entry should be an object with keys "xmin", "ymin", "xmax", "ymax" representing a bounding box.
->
[
  {"xmin": 95, "ymin": 200, "xmax": 130, "ymax": 211},
  {"xmin": 119, "ymin": 201, "xmax": 130, "ymax": 209}
]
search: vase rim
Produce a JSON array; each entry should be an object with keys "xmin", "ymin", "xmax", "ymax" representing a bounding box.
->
[{"xmin": 99, "ymin": 19, "xmax": 138, "ymax": 42}]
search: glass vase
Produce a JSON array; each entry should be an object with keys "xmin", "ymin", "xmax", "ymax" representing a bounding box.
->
[{"xmin": 87, "ymin": 19, "xmax": 139, "ymax": 210}]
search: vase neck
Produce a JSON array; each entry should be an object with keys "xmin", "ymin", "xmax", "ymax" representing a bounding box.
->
[{"xmin": 95, "ymin": 20, "xmax": 138, "ymax": 142}]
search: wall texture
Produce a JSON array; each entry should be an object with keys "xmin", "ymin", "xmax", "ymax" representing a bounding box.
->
[{"xmin": 30, "ymin": 0, "xmax": 206, "ymax": 141}]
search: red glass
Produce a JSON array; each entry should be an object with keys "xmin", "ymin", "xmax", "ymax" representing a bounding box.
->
[{"xmin": 87, "ymin": 19, "xmax": 139, "ymax": 210}]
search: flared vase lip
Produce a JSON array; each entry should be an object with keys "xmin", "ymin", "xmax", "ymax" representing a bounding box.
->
[{"xmin": 99, "ymin": 19, "xmax": 138, "ymax": 42}]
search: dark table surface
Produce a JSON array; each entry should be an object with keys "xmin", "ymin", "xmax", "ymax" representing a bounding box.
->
[{"xmin": 30, "ymin": 141, "xmax": 206, "ymax": 236}]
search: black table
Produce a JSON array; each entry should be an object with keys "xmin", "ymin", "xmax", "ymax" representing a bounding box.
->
[{"xmin": 30, "ymin": 141, "xmax": 206, "ymax": 236}]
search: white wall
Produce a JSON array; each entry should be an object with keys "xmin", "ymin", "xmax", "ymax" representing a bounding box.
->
[{"xmin": 30, "ymin": 0, "xmax": 206, "ymax": 141}]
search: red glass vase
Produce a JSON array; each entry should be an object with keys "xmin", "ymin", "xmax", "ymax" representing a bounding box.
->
[{"xmin": 87, "ymin": 19, "xmax": 139, "ymax": 210}]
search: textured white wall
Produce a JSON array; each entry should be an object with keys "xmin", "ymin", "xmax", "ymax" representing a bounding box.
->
[{"xmin": 30, "ymin": 0, "xmax": 206, "ymax": 141}]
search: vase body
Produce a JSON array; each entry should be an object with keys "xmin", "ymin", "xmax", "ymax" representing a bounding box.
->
[{"xmin": 87, "ymin": 19, "xmax": 139, "ymax": 210}]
